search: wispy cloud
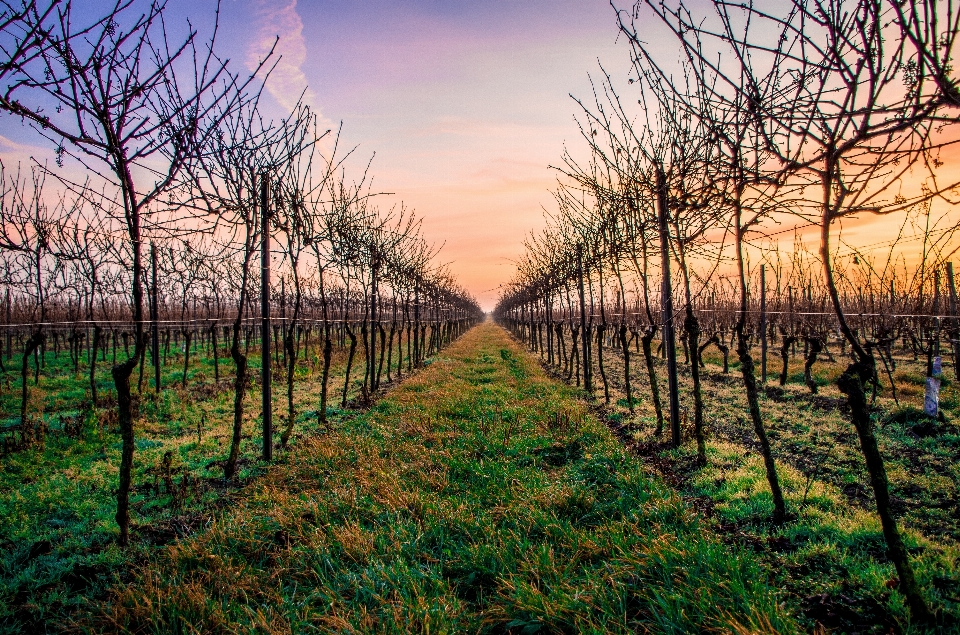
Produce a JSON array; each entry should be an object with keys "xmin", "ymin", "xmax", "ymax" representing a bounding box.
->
[
  {"xmin": 245, "ymin": 0, "xmax": 321, "ymax": 117},
  {"xmin": 0, "ymin": 135, "xmax": 51, "ymax": 164}
]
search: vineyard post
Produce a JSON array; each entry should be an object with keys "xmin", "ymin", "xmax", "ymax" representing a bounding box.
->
[
  {"xmin": 947, "ymin": 262, "xmax": 960, "ymax": 380},
  {"xmin": 414, "ymin": 285, "xmax": 420, "ymax": 367},
  {"xmin": 656, "ymin": 166, "xmax": 681, "ymax": 447},
  {"xmin": 760, "ymin": 264, "xmax": 767, "ymax": 383},
  {"xmin": 934, "ymin": 269, "xmax": 942, "ymax": 360},
  {"xmin": 5, "ymin": 288, "xmax": 9, "ymax": 362},
  {"xmin": 280, "ymin": 277, "xmax": 286, "ymax": 367},
  {"xmin": 151, "ymin": 243, "xmax": 160, "ymax": 394},
  {"xmin": 577, "ymin": 245, "xmax": 591, "ymax": 392},
  {"xmin": 370, "ymin": 251, "xmax": 378, "ymax": 390},
  {"xmin": 260, "ymin": 174, "xmax": 272, "ymax": 461}
]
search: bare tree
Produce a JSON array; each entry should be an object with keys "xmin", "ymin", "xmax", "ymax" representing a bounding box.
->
[
  {"xmin": 638, "ymin": 0, "xmax": 960, "ymax": 619},
  {"xmin": 0, "ymin": 0, "xmax": 259, "ymax": 544}
]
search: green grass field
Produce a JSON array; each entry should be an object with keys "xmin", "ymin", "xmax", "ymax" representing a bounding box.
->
[
  {"xmin": 0, "ymin": 333, "xmax": 361, "ymax": 632},
  {"xmin": 80, "ymin": 321, "xmax": 796, "ymax": 634},
  {"xmin": 535, "ymin": 329, "xmax": 960, "ymax": 634},
  {"xmin": 2, "ymin": 322, "xmax": 958, "ymax": 633}
]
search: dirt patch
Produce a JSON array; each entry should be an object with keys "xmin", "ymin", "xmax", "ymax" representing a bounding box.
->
[{"xmin": 802, "ymin": 591, "xmax": 898, "ymax": 634}]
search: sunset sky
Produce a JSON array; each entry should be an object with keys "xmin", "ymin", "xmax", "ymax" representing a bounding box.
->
[
  {"xmin": 1, "ymin": 0, "xmax": 641, "ymax": 309},
  {"xmin": 224, "ymin": 0, "xmax": 636, "ymax": 310},
  {"xmin": 229, "ymin": 0, "xmax": 957, "ymax": 308},
  {"xmin": 2, "ymin": 0, "xmax": 954, "ymax": 310}
]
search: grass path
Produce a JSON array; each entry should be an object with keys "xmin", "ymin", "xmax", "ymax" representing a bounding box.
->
[{"xmin": 84, "ymin": 321, "xmax": 796, "ymax": 634}]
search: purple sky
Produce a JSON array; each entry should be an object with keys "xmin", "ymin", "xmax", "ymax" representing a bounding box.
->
[
  {"xmin": 2, "ymin": 1, "xmax": 952, "ymax": 312},
  {"xmin": 223, "ymin": 0, "xmax": 639, "ymax": 309},
  {"xmin": 0, "ymin": 0, "xmax": 666, "ymax": 309}
]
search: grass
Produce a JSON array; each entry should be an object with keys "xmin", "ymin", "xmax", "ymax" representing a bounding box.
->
[
  {"xmin": 549, "ymin": 329, "xmax": 960, "ymax": 633},
  {"xmin": 9, "ymin": 322, "xmax": 955, "ymax": 633},
  {"xmin": 69, "ymin": 322, "xmax": 796, "ymax": 633},
  {"xmin": 0, "ymin": 332, "xmax": 407, "ymax": 633}
]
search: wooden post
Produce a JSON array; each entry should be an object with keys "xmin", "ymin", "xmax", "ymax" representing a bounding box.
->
[
  {"xmin": 260, "ymin": 174, "xmax": 272, "ymax": 461},
  {"xmin": 280, "ymin": 277, "xmax": 286, "ymax": 367},
  {"xmin": 370, "ymin": 254, "xmax": 378, "ymax": 390},
  {"xmin": 151, "ymin": 243, "xmax": 160, "ymax": 393},
  {"xmin": 4, "ymin": 288, "xmax": 9, "ymax": 362},
  {"xmin": 656, "ymin": 166, "xmax": 681, "ymax": 447},
  {"xmin": 413, "ymin": 286, "xmax": 420, "ymax": 367},
  {"xmin": 760, "ymin": 264, "xmax": 767, "ymax": 383},
  {"xmin": 577, "ymin": 245, "xmax": 591, "ymax": 392},
  {"xmin": 934, "ymin": 268, "xmax": 942, "ymax": 357},
  {"xmin": 946, "ymin": 263, "xmax": 960, "ymax": 380}
]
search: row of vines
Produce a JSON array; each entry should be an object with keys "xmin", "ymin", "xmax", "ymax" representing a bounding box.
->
[
  {"xmin": 495, "ymin": 0, "xmax": 960, "ymax": 622},
  {"xmin": 0, "ymin": 0, "xmax": 482, "ymax": 549}
]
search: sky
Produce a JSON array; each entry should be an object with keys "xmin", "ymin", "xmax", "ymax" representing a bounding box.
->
[
  {"xmin": 3, "ymin": 0, "xmax": 953, "ymax": 311},
  {"xmin": 1, "ymin": 0, "xmax": 641, "ymax": 310},
  {"xmin": 219, "ymin": 0, "xmax": 638, "ymax": 310},
  {"xmin": 243, "ymin": 0, "xmax": 956, "ymax": 309}
]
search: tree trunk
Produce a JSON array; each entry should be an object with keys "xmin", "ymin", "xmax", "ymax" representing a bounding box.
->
[
  {"xmin": 838, "ymin": 357, "xmax": 930, "ymax": 621},
  {"xmin": 137, "ymin": 341, "xmax": 146, "ymax": 393},
  {"xmin": 386, "ymin": 322, "xmax": 396, "ymax": 382},
  {"xmin": 642, "ymin": 328, "xmax": 664, "ymax": 435},
  {"xmin": 342, "ymin": 324, "xmax": 357, "ymax": 407},
  {"xmin": 821, "ymin": 204, "xmax": 930, "ymax": 621},
  {"xmin": 698, "ymin": 334, "xmax": 729, "ymax": 372},
  {"xmin": 112, "ymin": 352, "xmax": 139, "ymax": 546},
  {"xmin": 803, "ymin": 336, "xmax": 823, "ymax": 394},
  {"xmin": 597, "ymin": 324, "xmax": 609, "ymax": 404},
  {"xmin": 736, "ymin": 324, "xmax": 786, "ymax": 524},
  {"xmin": 377, "ymin": 322, "xmax": 387, "ymax": 389},
  {"xmin": 779, "ymin": 336, "xmax": 797, "ymax": 386},
  {"xmin": 577, "ymin": 248, "xmax": 591, "ymax": 392},
  {"xmin": 568, "ymin": 325, "xmax": 579, "ymax": 383},
  {"xmin": 90, "ymin": 325, "xmax": 101, "ymax": 405},
  {"xmin": 20, "ymin": 331, "xmax": 44, "ymax": 424},
  {"xmin": 280, "ymin": 325, "xmax": 296, "ymax": 446},
  {"xmin": 224, "ymin": 321, "xmax": 247, "ymax": 480},
  {"xmin": 656, "ymin": 167, "xmax": 681, "ymax": 446},
  {"xmin": 211, "ymin": 323, "xmax": 219, "ymax": 384},
  {"xmin": 620, "ymin": 324, "xmax": 633, "ymax": 412},
  {"xmin": 319, "ymin": 334, "xmax": 332, "ymax": 426},
  {"xmin": 556, "ymin": 323, "xmax": 567, "ymax": 372},
  {"xmin": 685, "ymin": 308, "xmax": 706, "ymax": 464},
  {"xmin": 181, "ymin": 330, "xmax": 191, "ymax": 388},
  {"xmin": 360, "ymin": 321, "xmax": 370, "ymax": 401}
]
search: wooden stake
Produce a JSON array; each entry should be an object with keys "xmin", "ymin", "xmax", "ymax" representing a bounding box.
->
[
  {"xmin": 946, "ymin": 262, "xmax": 959, "ymax": 380},
  {"xmin": 151, "ymin": 243, "xmax": 160, "ymax": 394},
  {"xmin": 260, "ymin": 174, "xmax": 272, "ymax": 461},
  {"xmin": 656, "ymin": 166, "xmax": 681, "ymax": 447},
  {"xmin": 760, "ymin": 265, "xmax": 767, "ymax": 383}
]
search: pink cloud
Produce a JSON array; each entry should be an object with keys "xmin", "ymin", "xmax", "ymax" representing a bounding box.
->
[{"xmin": 246, "ymin": 0, "xmax": 322, "ymax": 118}]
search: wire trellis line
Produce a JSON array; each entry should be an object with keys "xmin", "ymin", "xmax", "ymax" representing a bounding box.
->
[
  {"xmin": 0, "ymin": 316, "xmax": 458, "ymax": 328},
  {"xmin": 526, "ymin": 309, "xmax": 958, "ymax": 320}
]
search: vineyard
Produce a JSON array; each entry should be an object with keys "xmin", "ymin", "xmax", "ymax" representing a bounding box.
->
[
  {"xmin": 491, "ymin": 0, "xmax": 960, "ymax": 630},
  {"xmin": 2, "ymin": 0, "xmax": 960, "ymax": 633}
]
